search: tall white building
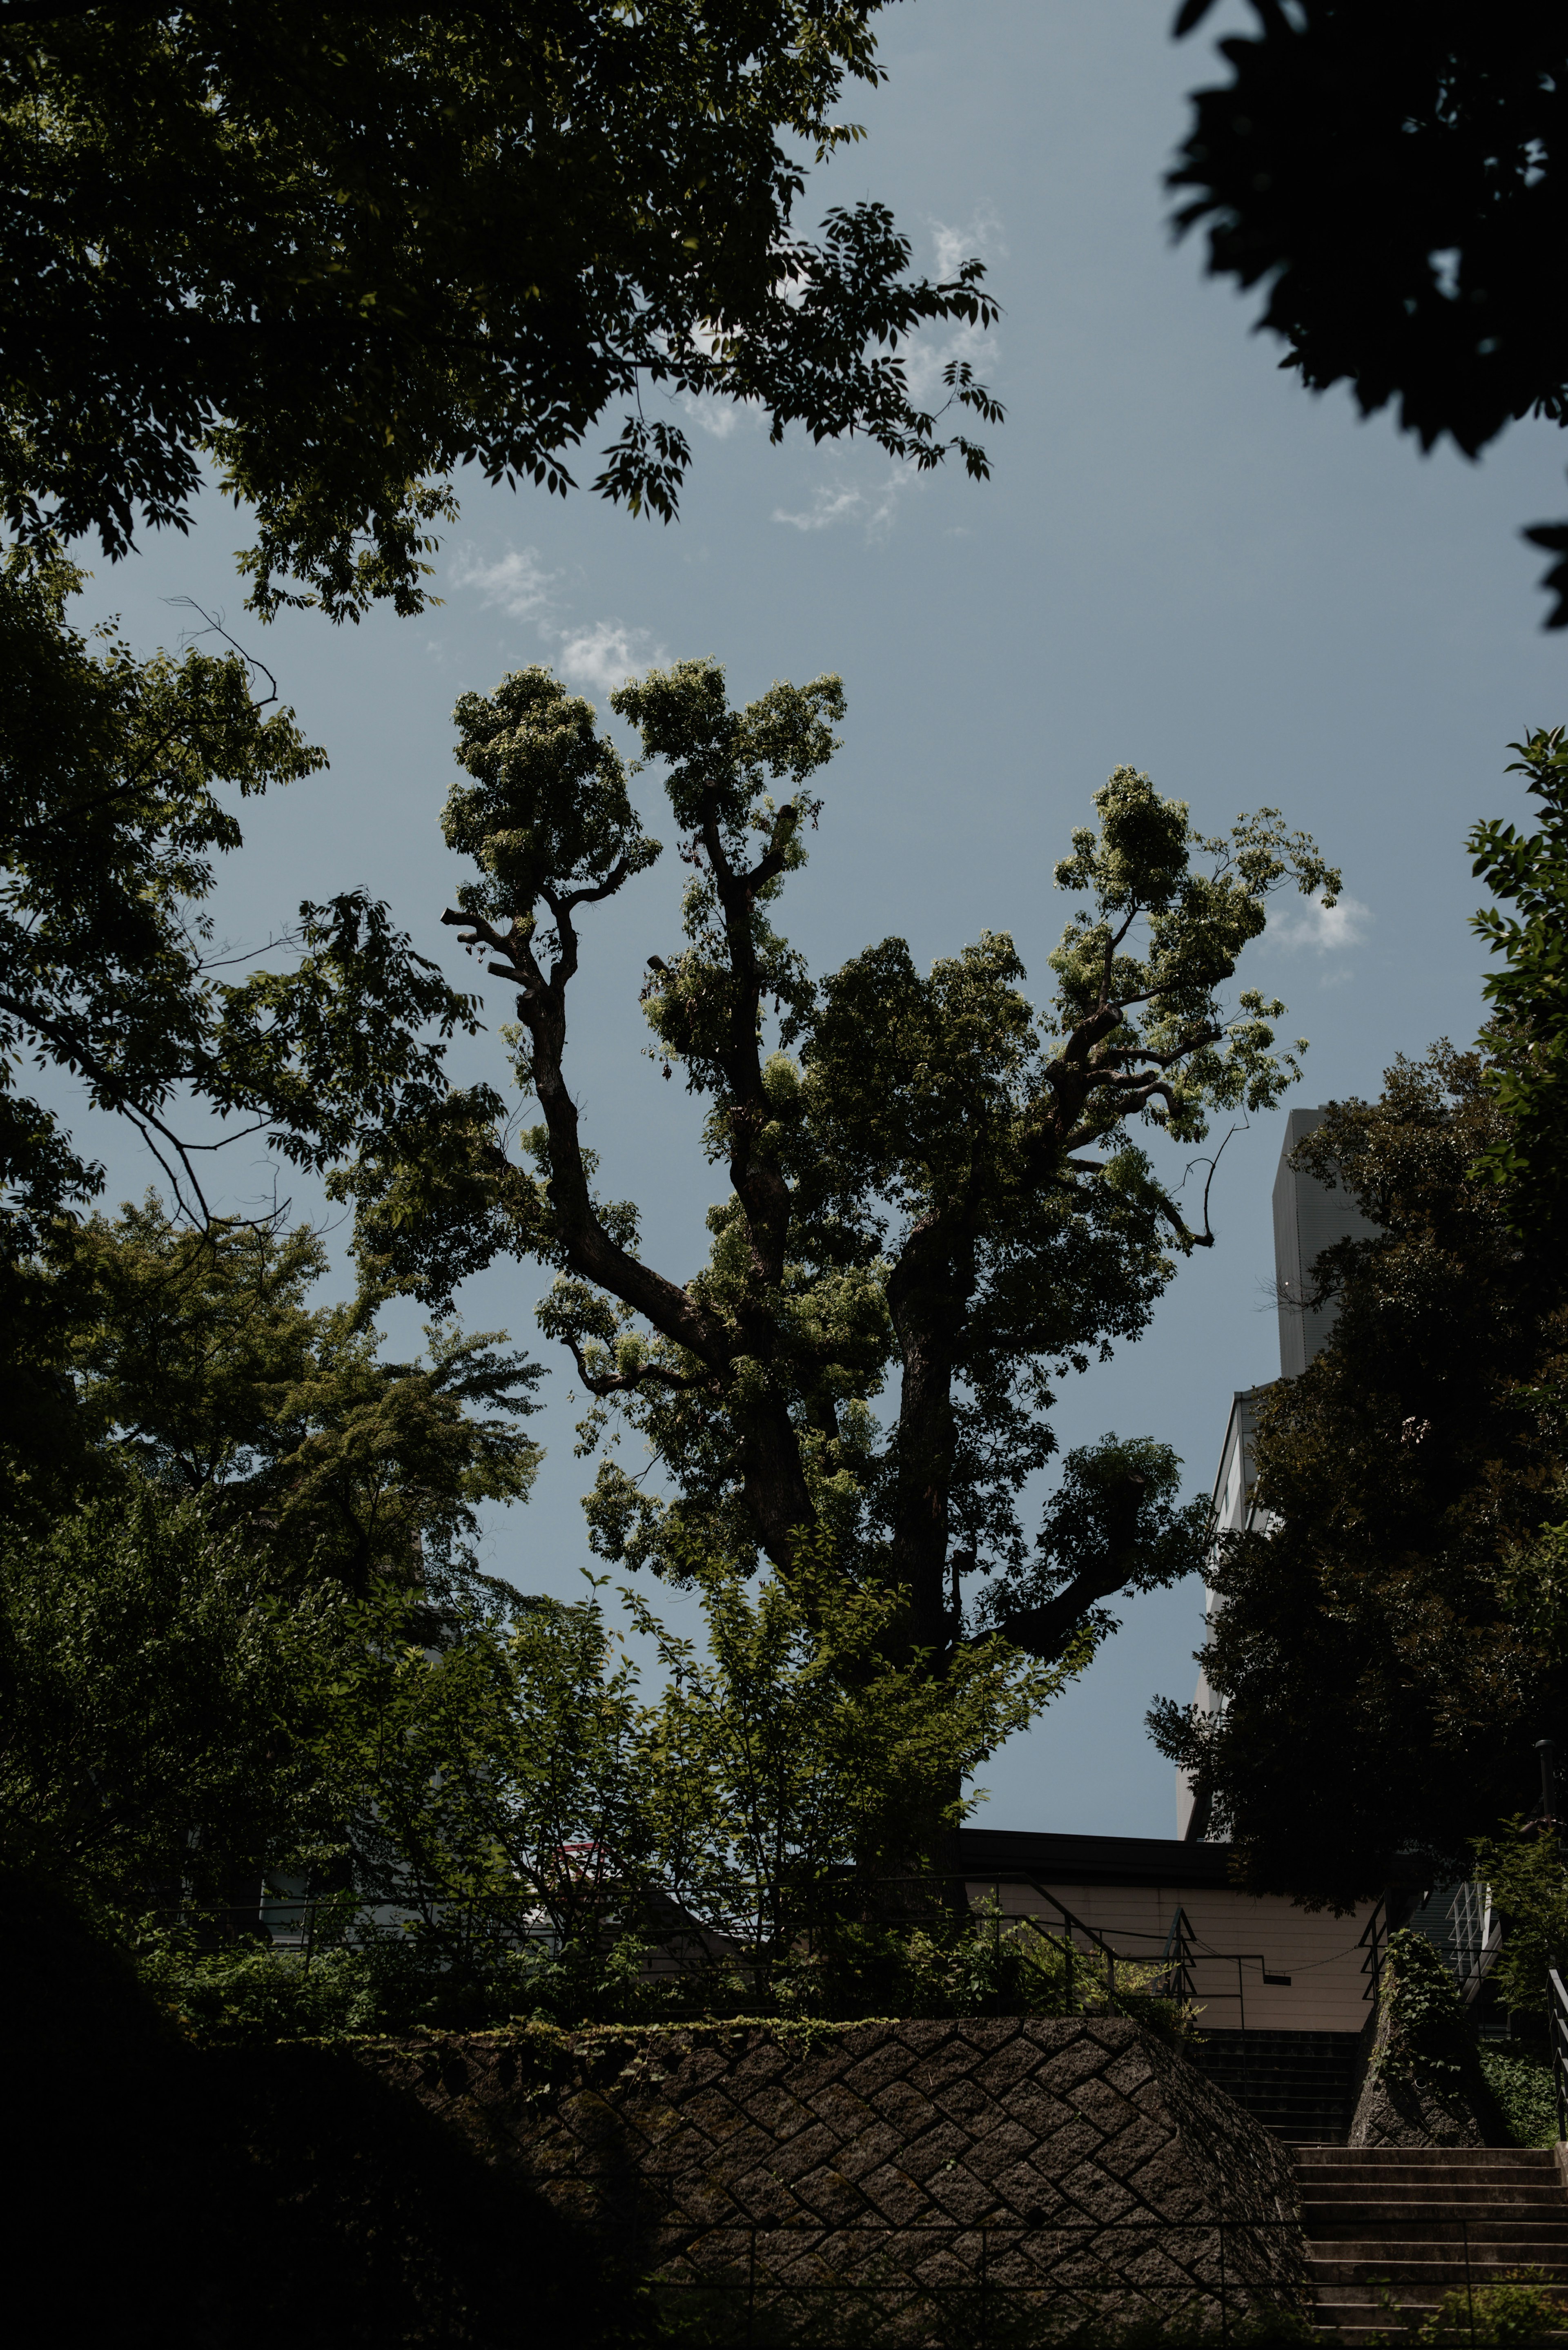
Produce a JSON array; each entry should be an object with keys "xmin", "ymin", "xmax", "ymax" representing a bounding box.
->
[{"xmin": 1176, "ymin": 1108, "xmax": 1373, "ymax": 1840}]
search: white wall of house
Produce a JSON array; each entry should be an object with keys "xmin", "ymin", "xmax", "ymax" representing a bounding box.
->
[{"xmin": 967, "ymin": 1871, "xmax": 1381, "ymax": 2034}]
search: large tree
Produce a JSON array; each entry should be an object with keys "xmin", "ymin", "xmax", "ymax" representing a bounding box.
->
[
  {"xmin": 1, "ymin": 0, "xmax": 1000, "ymax": 622},
  {"xmin": 1169, "ymin": 2, "xmax": 1568, "ymax": 621},
  {"xmin": 53, "ymin": 1200, "xmax": 543, "ymax": 1597},
  {"xmin": 0, "ymin": 543, "xmax": 492, "ymax": 1505},
  {"xmin": 1150, "ymin": 1047, "xmax": 1568, "ymax": 1909},
  {"xmin": 0, "ymin": 545, "xmax": 480, "ymax": 1246},
  {"xmin": 350, "ymin": 659, "xmax": 1335, "ymax": 1671},
  {"xmin": 1468, "ymin": 725, "xmax": 1568, "ymax": 1250}
]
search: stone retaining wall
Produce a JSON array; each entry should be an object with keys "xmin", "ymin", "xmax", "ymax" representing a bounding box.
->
[{"xmin": 357, "ymin": 2014, "xmax": 1306, "ymax": 2331}]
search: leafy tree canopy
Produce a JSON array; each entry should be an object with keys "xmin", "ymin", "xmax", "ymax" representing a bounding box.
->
[
  {"xmin": 51, "ymin": 1200, "xmax": 544, "ymax": 1598},
  {"xmin": 0, "ymin": 1478, "xmax": 346, "ymax": 1912},
  {"xmin": 1, "ymin": 1, "xmax": 1000, "ymax": 622},
  {"xmin": 1170, "ymin": 2, "xmax": 1568, "ymax": 621},
  {"xmin": 347, "ymin": 658, "xmax": 1334, "ymax": 1676},
  {"xmin": 327, "ymin": 1544, "xmax": 1058, "ymax": 2015},
  {"xmin": 1472, "ymin": 1819, "xmax": 1568, "ymax": 2015},
  {"xmin": 0, "ymin": 543, "xmax": 488, "ymax": 1248},
  {"xmin": 1151, "ymin": 1045, "xmax": 1568, "ymax": 1909},
  {"xmin": 1470, "ymin": 726, "xmax": 1568, "ymax": 1246}
]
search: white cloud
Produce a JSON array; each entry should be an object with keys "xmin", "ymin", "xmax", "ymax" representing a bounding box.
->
[
  {"xmin": 553, "ymin": 619, "xmax": 668, "ymax": 697},
  {"xmin": 680, "ymin": 389, "xmax": 759, "ymax": 441},
  {"xmin": 772, "ymin": 474, "xmax": 906, "ymax": 541},
  {"xmin": 931, "ymin": 206, "xmax": 1007, "ymax": 285},
  {"xmin": 773, "ymin": 485, "xmax": 867, "ymax": 533},
  {"xmin": 446, "ymin": 542, "xmax": 666, "ymax": 702},
  {"xmin": 1271, "ymin": 892, "xmax": 1372, "ymax": 954},
  {"xmin": 448, "ymin": 543, "xmax": 557, "ymax": 620}
]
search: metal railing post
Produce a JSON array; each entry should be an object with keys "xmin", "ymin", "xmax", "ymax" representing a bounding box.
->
[
  {"xmin": 1550, "ymin": 1968, "xmax": 1568, "ymax": 2143},
  {"xmin": 1463, "ymin": 2213, "xmax": 1474, "ymax": 2349},
  {"xmin": 746, "ymin": 2224, "xmax": 756, "ymax": 2350}
]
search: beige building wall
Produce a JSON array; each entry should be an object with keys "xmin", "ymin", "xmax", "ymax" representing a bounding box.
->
[{"xmin": 965, "ymin": 1873, "xmax": 1379, "ymax": 2035}]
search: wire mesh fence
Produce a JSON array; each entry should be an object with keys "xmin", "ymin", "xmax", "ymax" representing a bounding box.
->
[{"xmin": 627, "ymin": 2216, "xmax": 1309, "ymax": 2350}]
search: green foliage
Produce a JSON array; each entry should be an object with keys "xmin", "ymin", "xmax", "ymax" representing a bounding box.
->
[
  {"xmin": 1470, "ymin": 727, "xmax": 1568, "ymax": 1239},
  {"xmin": 1479, "ymin": 2047, "xmax": 1560, "ymax": 2149},
  {"xmin": 137, "ymin": 1896, "xmax": 1186, "ymax": 2044},
  {"xmin": 0, "ymin": 1478, "xmax": 345, "ymax": 1909},
  {"xmin": 351, "ymin": 660, "xmax": 1330, "ymax": 1690},
  {"xmin": 977, "ymin": 1434, "xmax": 1213, "ymax": 1657},
  {"xmin": 0, "ymin": 540, "xmax": 492, "ymax": 1466},
  {"xmin": 1151, "ymin": 1046, "xmax": 1568, "ymax": 1905},
  {"xmin": 628, "ymin": 1538, "xmax": 1056, "ymax": 2000},
  {"xmin": 56, "ymin": 1198, "xmax": 543, "ymax": 1596},
  {"xmin": 1473, "ymin": 1822, "xmax": 1568, "ymax": 2017},
  {"xmin": 1170, "ymin": 6, "xmax": 1566, "ymax": 465},
  {"xmin": 1372, "ymin": 1928, "xmax": 1471, "ymax": 2096},
  {"xmin": 136, "ymin": 1927, "xmax": 656, "ymax": 2043},
  {"xmin": 1, "ymin": 4, "xmax": 999, "ymax": 622},
  {"xmin": 1412, "ymin": 2274, "xmax": 1568, "ymax": 2343},
  {"xmin": 313, "ymin": 1552, "xmax": 1054, "ymax": 2017},
  {"xmin": 1047, "ymin": 774, "xmax": 1331, "ymax": 1144},
  {"xmin": 319, "ymin": 1577, "xmax": 656, "ymax": 1986},
  {"xmin": 1169, "ymin": 6, "xmax": 1568, "ymax": 623}
]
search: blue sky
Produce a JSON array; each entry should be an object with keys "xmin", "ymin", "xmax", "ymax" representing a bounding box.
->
[{"xmin": 58, "ymin": 0, "xmax": 1568, "ymax": 1837}]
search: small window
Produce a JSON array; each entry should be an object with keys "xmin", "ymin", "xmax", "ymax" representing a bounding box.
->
[{"xmin": 1262, "ymin": 1971, "xmax": 1292, "ymax": 1986}]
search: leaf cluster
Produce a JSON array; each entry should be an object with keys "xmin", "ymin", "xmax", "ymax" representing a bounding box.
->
[
  {"xmin": 1472, "ymin": 1819, "xmax": 1568, "ymax": 2017},
  {"xmin": 1171, "ymin": 4, "xmax": 1568, "ymax": 619},
  {"xmin": 1, "ymin": 2, "xmax": 1000, "ymax": 620},
  {"xmin": 1470, "ymin": 726, "xmax": 1568, "ymax": 1244},
  {"xmin": 0, "ymin": 543, "xmax": 489, "ymax": 1263},
  {"xmin": 0, "ymin": 1479, "xmax": 346, "ymax": 1911},
  {"xmin": 300, "ymin": 1533, "xmax": 1051, "ymax": 2013},
  {"xmin": 55, "ymin": 1198, "xmax": 544, "ymax": 1600},
  {"xmin": 1151, "ymin": 1046, "xmax": 1568, "ymax": 1906}
]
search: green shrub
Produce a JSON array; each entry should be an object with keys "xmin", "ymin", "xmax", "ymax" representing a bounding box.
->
[
  {"xmin": 135, "ymin": 1922, "xmax": 660, "ymax": 2042},
  {"xmin": 1480, "ymin": 2047, "xmax": 1561, "ymax": 2148},
  {"xmin": 1414, "ymin": 2273, "xmax": 1568, "ymax": 2342}
]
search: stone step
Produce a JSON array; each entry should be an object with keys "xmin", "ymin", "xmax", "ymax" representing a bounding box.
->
[
  {"xmin": 1300, "ymin": 2148, "xmax": 1559, "ymax": 2167},
  {"xmin": 1189, "ymin": 2031, "xmax": 1363, "ymax": 2145},
  {"xmin": 1301, "ymin": 2166, "xmax": 1559, "ymax": 2184},
  {"xmin": 1307, "ymin": 2223, "xmax": 1568, "ymax": 2248},
  {"xmin": 1303, "ymin": 2191, "xmax": 1568, "ymax": 2213},
  {"xmin": 1308, "ymin": 2250, "xmax": 1568, "ymax": 2279},
  {"xmin": 1294, "ymin": 2140, "xmax": 1568, "ymax": 2338}
]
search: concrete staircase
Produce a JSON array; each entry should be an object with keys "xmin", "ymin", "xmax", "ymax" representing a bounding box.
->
[
  {"xmin": 1295, "ymin": 2146, "xmax": 1568, "ymax": 2342},
  {"xmin": 1187, "ymin": 2030, "xmax": 1362, "ymax": 2145}
]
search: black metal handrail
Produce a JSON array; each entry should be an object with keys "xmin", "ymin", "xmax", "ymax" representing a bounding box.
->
[
  {"xmin": 1357, "ymin": 1891, "xmax": 1392, "ymax": 2002},
  {"xmin": 638, "ymin": 2215, "xmax": 1303, "ymax": 2350},
  {"xmin": 1549, "ymin": 1964, "xmax": 1568, "ymax": 2144},
  {"xmin": 638, "ymin": 2212, "xmax": 1550, "ymax": 2350},
  {"xmin": 1161, "ymin": 1901, "xmax": 1197, "ymax": 2007},
  {"xmin": 155, "ymin": 1875, "xmax": 1330, "ymax": 2027}
]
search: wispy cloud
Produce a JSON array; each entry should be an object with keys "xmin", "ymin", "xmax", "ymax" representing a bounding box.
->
[
  {"xmin": 1271, "ymin": 892, "xmax": 1372, "ymax": 954},
  {"xmin": 770, "ymin": 210, "xmax": 1005, "ymax": 544},
  {"xmin": 904, "ymin": 207, "xmax": 1007, "ymax": 406},
  {"xmin": 931, "ymin": 206, "xmax": 1007, "ymax": 287},
  {"xmin": 680, "ymin": 388, "xmax": 757, "ymax": 441},
  {"xmin": 772, "ymin": 475, "xmax": 906, "ymax": 540},
  {"xmin": 448, "ymin": 543, "xmax": 557, "ymax": 620},
  {"xmin": 446, "ymin": 544, "xmax": 666, "ymax": 699},
  {"xmin": 553, "ymin": 619, "xmax": 669, "ymax": 697}
]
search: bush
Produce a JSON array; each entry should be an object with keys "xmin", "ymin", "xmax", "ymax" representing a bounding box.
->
[
  {"xmin": 135, "ymin": 1921, "xmax": 661, "ymax": 2042},
  {"xmin": 1480, "ymin": 2047, "xmax": 1561, "ymax": 2149},
  {"xmin": 134, "ymin": 1896, "xmax": 1197, "ymax": 2045},
  {"xmin": 1413, "ymin": 2274, "xmax": 1568, "ymax": 2343}
]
